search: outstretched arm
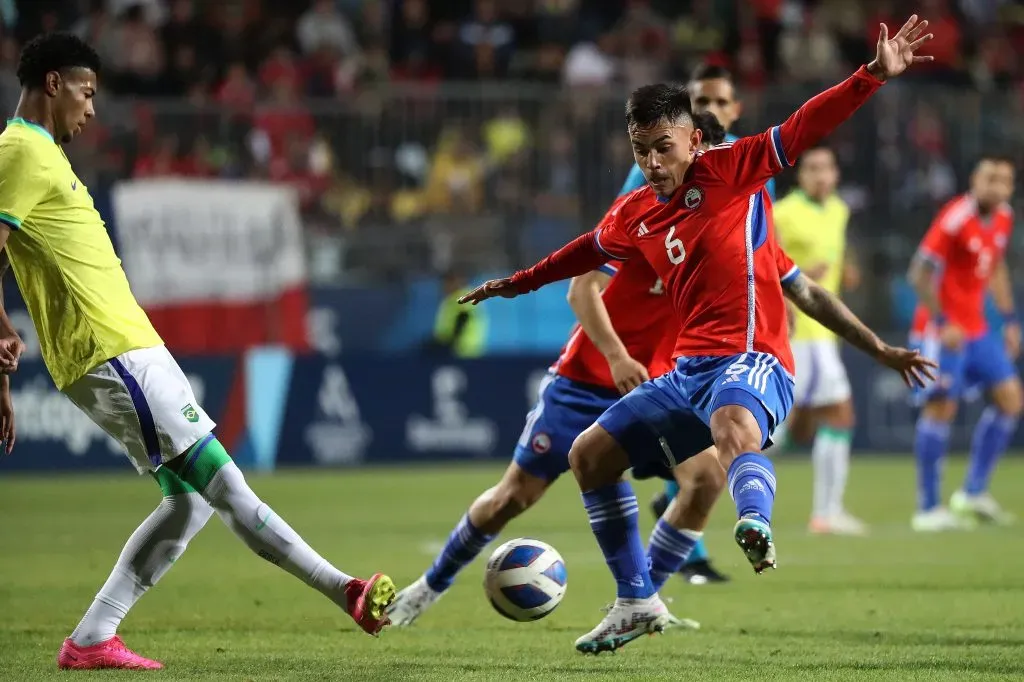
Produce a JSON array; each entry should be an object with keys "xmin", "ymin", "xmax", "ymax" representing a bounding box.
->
[
  {"xmin": 783, "ymin": 272, "xmax": 936, "ymax": 387},
  {"xmin": 459, "ymin": 231, "xmax": 611, "ymax": 305},
  {"xmin": 711, "ymin": 15, "xmax": 932, "ymax": 190}
]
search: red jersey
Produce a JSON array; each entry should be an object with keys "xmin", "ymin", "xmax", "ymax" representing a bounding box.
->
[
  {"xmin": 552, "ymin": 255, "xmax": 677, "ymax": 390},
  {"xmin": 510, "ymin": 66, "xmax": 883, "ymax": 377},
  {"xmin": 911, "ymin": 194, "xmax": 1014, "ymax": 339}
]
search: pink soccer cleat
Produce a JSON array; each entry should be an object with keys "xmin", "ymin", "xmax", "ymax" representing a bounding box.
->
[
  {"xmin": 57, "ymin": 636, "xmax": 163, "ymax": 670},
  {"xmin": 345, "ymin": 573, "xmax": 397, "ymax": 636}
]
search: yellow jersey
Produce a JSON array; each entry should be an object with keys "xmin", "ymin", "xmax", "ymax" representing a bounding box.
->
[
  {"xmin": 774, "ymin": 190, "xmax": 849, "ymax": 342},
  {"xmin": 0, "ymin": 118, "xmax": 161, "ymax": 390}
]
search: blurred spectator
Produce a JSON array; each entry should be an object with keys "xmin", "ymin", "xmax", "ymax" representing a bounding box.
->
[
  {"xmin": 110, "ymin": 3, "xmax": 163, "ymax": 94},
  {"xmin": 451, "ymin": 0, "xmax": 515, "ymax": 79},
  {"xmin": 482, "ymin": 106, "xmax": 529, "ymax": 165},
  {"xmin": 297, "ymin": 0, "xmax": 359, "ymax": 57},
  {"xmin": 562, "ymin": 36, "xmax": 616, "ymax": 87},
  {"xmin": 423, "ymin": 128, "xmax": 487, "ymax": 214}
]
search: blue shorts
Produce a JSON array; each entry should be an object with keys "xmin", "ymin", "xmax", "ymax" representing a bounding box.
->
[
  {"xmin": 513, "ymin": 374, "xmax": 620, "ymax": 481},
  {"xmin": 910, "ymin": 331, "xmax": 1017, "ymax": 404},
  {"xmin": 597, "ymin": 352, "xmax": 794, "ymax": 480}
]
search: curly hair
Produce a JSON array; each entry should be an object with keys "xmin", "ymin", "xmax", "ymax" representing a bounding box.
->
[{"xmin": 17, "ymin": 32, "xmax": 101, "ymax": 88}]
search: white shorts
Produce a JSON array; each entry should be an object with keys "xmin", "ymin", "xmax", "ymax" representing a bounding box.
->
[
  {"xmin": 791, "ymin": 339, "xmax": 852, "ymax": 408},
  {"xmin": 62, "ymin": 345, "xmax": 216, "ymax": 474}
]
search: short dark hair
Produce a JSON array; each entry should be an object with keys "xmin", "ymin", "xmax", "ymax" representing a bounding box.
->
[
  {"xmin": 797, "ymin": 144, "xmax": 835, "ymax": 166},
  {"xmin": 626, "ymin": 83, "xmax": 692, "ymax": 131},
  {"xmin": 976, "ymin": 153, "xmax": 1015, "ymax": 168},
  {"xmin": 17, "ymin": 32, "xmax": 101, "ymax": 88},
  {"xmin": 690, "ymin": 63, "xmax": 734, "ymax": 85},
  {"xmin": 693, "ymin": 111, "xmax": 726, "ymax": 146}
]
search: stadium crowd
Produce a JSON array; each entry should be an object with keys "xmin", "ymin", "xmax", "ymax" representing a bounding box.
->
[{"xmin": 0, "ymin": 0, "xmax": 1021, "ymax": 306}]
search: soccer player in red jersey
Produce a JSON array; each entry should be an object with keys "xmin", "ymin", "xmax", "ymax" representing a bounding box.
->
[
  {"xmin": 385, "ymin": 114, "xmax": 730, "ymax": 629},
  {"xmin": 907, "ymin": 154, "xmax": 1021, "ymax": 531},
  {"xmin": 461, "ymin": 16, "xmax": 937, "ymax": 653}
]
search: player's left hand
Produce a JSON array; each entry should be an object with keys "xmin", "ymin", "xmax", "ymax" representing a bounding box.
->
[
  {"xmin": 458, "ymin": 277, "xmax": 519, "ymax": 306},
  {"xmin": 869, "ymin": 14, "xmax": 934, "ymax": 81},
  {"xmin": 1003, "ymin": 321, "xmax": 1021, "ymax": 360},
  {"xmin": 877, "ymin": 344, "xmax": 938, "ymax": 388},
  {"xmin": 0, "ymin": 331, "xmax": 25, "ymax": 373}
]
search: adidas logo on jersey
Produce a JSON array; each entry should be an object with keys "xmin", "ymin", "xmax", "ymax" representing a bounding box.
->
[
  {"xmin": 637, "ymin": 222, "xmax": 649, "ymax": 236},
  {"xmin": 739, "ymin": 479, "xmax": 766, "ymax": 495}
]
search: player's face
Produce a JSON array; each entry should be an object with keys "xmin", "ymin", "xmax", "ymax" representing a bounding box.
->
[
  {"xmin": 971, "ymin": 160, "xmax": 1015, "ymax": 212},
  {"xmin": 630, "ymin": 120, "xmax": 702, "ymax": 197},
  {"xmin": 797, "ymin": 148, "xmax": 838, "ymax": 201},
  {"xmin": 52, "ymin": 67, "xmax": 97, "ymax": 144},
  {"xmin": 690, "ymin": 78, "xmax": 740, "ymax": 132}
]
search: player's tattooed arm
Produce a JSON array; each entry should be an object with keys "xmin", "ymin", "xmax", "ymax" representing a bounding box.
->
[
  {"xmin": 906, "ymin": 254, "xmax": 943, "ymax": 319},
  {"xmin": 783, "ymin": 272, "xmax": 884, "ymax": 358},
  {"xmin": 784, "ymin": 272, "xmax": 936, "ymax": 387}
]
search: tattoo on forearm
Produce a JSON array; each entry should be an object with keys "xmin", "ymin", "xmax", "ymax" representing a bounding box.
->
[
  {"xmin": 908, "ymin": 257, "xmax": 942, "ymax": 317},
  {"xmin": 785, "ymin": 274, "xmax": 883, "ymax": 357}
]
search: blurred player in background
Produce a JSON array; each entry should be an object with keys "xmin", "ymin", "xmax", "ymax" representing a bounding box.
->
[
  {"xmin": 461, "ymin": 16, "xmax": 936, "ymax": 653},
  {"xmin": 387, "ymin": 113, "xmax": 729, "ymax": 629},
  {"xmin": 0, "ymin": 33, "xmax": 395, "ymax": 671},
  {"xmin": 774, "ymin": 145, "xmax": 866, "ymax": 535},
  {"xmin": 907, "ymin": 154, "xmax": 1021, "ymax": 531},
  {"xmin": 637, "ymin": 64, "xmax": 775, "ymax": 585}
]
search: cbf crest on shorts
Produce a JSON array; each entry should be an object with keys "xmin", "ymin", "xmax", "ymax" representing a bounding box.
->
[
  {"xmin": 684, "ymin": 187, "xmax": 704, "ymax": 209},
  {"xmin": 181, "ymin": 403, "xmax": 199, "ymax": 423}
]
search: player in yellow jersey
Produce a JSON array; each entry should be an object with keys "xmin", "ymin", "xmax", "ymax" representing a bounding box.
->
[
  {"xmin": 774, "ymin": 145, "xmax": 866, "ymax": 535},
  {"xmin": 0, "ymin": 34, "xmax": 395, "ymax": 671}
]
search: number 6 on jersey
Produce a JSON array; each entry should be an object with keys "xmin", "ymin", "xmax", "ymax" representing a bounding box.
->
[{"xmin": 665, "ymin": 226, "xmax": 685, "ymax": 265}]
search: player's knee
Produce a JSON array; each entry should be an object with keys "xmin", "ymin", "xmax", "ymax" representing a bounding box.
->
[
  {"xmin": 822, "ymin": 400, "xmax": 856, "ymax": 431},
  {"xmin": 709, "ymin": 406, "xmax": 763, "ymax": 466},
  {"xmin": 923, "ymin": 398, "xmax": 958, "ymax": 423},
  {"xmin": 992, "ymin": 378, "xmax": 1024, "ymax": 418},
  {"xmin": 568, "ymin": 425, "xmax": 628, "ymax": 490}
]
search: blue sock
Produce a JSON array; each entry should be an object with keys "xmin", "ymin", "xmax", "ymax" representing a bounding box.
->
[
  {"xmin": 727, "ymin": 453, "xmax": 777, "ymax": 525},
  {"xmin": 914, "ymin": 417, "xmax": 949, "ymax": 511},
  {"xmin": 647, "ymin": 518, "xmax": 700, "ymax": 591},
  {"xmin": 663, "ymin": 480, "xmax": 680, "ymax": 499},
  {"xmin": 964, "ymin": 407, "xmax": 1018, "ymax": 495},
  {"xmin": 682, "ymin": 537, "xmax": 709, "ymax": 566},
  {"xmin": 424, "ymin": 513, "xmax": 495, "ymax": 592},
  {"xmin": 582, "ymin": 481, "xmax": 655, "ymax": 599}
]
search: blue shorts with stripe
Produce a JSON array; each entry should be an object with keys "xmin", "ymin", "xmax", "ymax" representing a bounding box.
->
[
  {"xmin": 909, "ymin": 331, "xmax": 1017, "ymax": 405},
  {"xmin": 513, "ymin": 374, "xmax": 620, "ymax": 481},
  {"xmin": 597, "ymin": 352, "xmax": 794, "ymax": 480}
]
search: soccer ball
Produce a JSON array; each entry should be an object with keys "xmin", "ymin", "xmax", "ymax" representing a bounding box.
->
[{"xmin": 484, "ymin": 538, "xmax": 567, "ymax": 621}]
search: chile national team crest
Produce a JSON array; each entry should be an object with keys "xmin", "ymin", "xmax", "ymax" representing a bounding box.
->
[
  {"xmin": 531, "ymin": 433, "xmax": 551, "ymax": 454},
  {"xmin": 684, "ymin": 187, "xmax": 704, "ymax": 209}
]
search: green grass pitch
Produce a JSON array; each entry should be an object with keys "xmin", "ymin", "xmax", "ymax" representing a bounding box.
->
[{"xmin": 1, "ymin": 456, "xmax": 1023, "ymax": 681}]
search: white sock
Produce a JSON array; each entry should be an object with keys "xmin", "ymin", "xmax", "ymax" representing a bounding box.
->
[
  {"xmin": 811, "ymin": 431, "xmax": 833, "ymax": 520},
  {"xmin": 70, "ymin": 493, "xmax": 214, "ymax": 646},
  {"xmin": 827, "ymin": 430, "xmax": 852, "ymax": 518},
  {"xmin": 202, "ymin": 462, "xmax": 353, "ymax": 609}
]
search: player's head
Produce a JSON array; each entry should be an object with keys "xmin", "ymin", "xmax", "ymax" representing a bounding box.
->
[
  {"xmin": 689, "ymin": 64, "xmax": 740, "ymax": 133},
  {"xmin": 970, "ymin": 154, "xmax": 1015, "ymax": 212},
  {"xmin": 626, "ymin": 83, "xmax": 699, "ymax": 197},
  {"xmin": 17, "ymin": 32, "xmax": 100, "ymax": 143},
  {"xmin": 693, "ymin": 111, "xmax": 726, "ymax": 149},
  {"xmin": 796, "ymin": 145, "xmax": 839, "ymax": 201}
]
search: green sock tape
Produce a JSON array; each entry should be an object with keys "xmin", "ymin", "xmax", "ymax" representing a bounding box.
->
[
  {"xmin": 819, "ymin": 426, "xmax": 853, "ymax": 442},
  {"xmin": 178, "ymin": 436, "xmax": 233, "ymax": 492}
]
